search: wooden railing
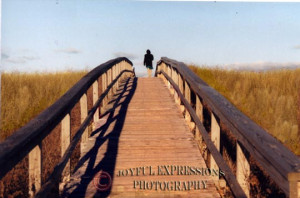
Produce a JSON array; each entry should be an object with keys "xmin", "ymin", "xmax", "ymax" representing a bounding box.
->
[
  {"xmin": 0, "ymin": 57, "xmax": 135, "ymax": 197},
  {"xmin": 155, "ymin": 57, "xmax": 300, "ymax": 198}
]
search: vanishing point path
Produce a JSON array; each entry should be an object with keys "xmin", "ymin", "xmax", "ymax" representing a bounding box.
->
[{"xmin": 62, "ymin": 77, "xmax": 220, "ymax": 198}]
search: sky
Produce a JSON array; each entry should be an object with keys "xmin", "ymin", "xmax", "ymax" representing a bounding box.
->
[{"xmin": 1, "ymin": 0, "xmax": 300, "ymax": 75}]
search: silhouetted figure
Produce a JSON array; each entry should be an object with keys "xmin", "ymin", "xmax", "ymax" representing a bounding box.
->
[{"xmin": 143, "ymin": 49, "xmax": 154, "ymax": 77}]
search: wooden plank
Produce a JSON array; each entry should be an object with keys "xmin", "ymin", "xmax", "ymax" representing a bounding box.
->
[
  {"xmin": 210, "ymin": 112, "xmax": 220, "ymax": 180},
  {"xmin": 61, "ymin": 114, "xmax": 71, "ymax": 189},
  {"xmin": 288, "ymin": 172, "xmax": 300, "ymax": 198},
  {"xmin": 155, "ymin": 57, "xmax": 300, "ymax": 196},
  {"xmin": 28, "ymin": 143, "xmax": 41, "ymax": 197},
  {"xmin": 158, "ymin": 70, "xmax": 247, "ymax": 197},
  {"xmin": 80, "ymin": 93, "xmax": 88, "ymax": 155},
  {"xmin": 62, "ymin": 78, "xmax": 220, "ymax": 198},
  {"xmin": 0, "ymin": 57, "xmax": 133, "ymax": 180},
  {"xmin": 237, "ymin": 142, "xmax": 250, "ymax": 197},
  {"xmin": 101, "ymin": 72, "xmax": 107, "ymax": 113},
  {"xmin": 36, "ymin": 70, "xmax": 135, "ymax": 198},
  {"xmin": 93, "ymin": 80, "xmax": 99, "ymax": 124}
]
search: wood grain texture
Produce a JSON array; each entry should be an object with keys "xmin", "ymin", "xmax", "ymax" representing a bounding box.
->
[
  {"xmin": 156, "ymin": 57, "xmax": 300, "ymax": 196},
  {"xmin": 62, "ymin": 78, "xmax": 220, "ymax": 198},
  {"xmin": 0, "ymin": 58, "xmax": 133, "ymax": 180},
  {"xmin": 158, "ymin": 70, "xmax": 247, "ymax": 198}
]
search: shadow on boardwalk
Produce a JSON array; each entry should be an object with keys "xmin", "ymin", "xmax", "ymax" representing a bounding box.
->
[{"xmin": 63, "ymin": 77, "xmax": 137, "ymax": 198}]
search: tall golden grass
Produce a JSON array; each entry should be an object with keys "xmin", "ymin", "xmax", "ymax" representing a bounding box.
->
[
  {"xmin": 189, "ymin": 66, "xmax": 300, "ymax": 155},
  {"xmin": 0, "ymin": 71, "xmax": 87, "ymax": 141},
  {"xmin": 0, "ymin": 71, "xmax": 88, "ymax": 197}
]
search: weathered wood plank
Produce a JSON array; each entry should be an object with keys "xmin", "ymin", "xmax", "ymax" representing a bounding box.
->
[
  {"xmin": 156, "ymin": 57, "xmax": 300, "ymax": 196},
  {"xmin": 62, "ymin": 78, "xmax": 220, "ymax": 198},
  {"xmin": 0, "ymin": 57, "xmax": 133, "ymax": 180}
]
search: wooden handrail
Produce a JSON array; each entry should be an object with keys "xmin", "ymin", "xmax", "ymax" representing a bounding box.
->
[
  {"xmin": 0, "ymin": 57, "xmax": 134, "ymax": 196},
  {"xmin": 157, "ymin": 70, "xmax": 247, "ymax": 198},
  {"xmin": 35, "ymin": 69, "xmax": 134, "ymax": 197},
  {"xmin": 155, "ymin": 57, "xmax": 300, "ymax": 197}
]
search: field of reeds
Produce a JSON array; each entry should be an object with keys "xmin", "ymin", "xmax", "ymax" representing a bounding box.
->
[
  {"xmin": 189, "ymin": 66, "xmax": 300, "ymax": 156},
  {"xmin": 0, "ymin": 71, "xmax": 88, "ymax": 197},
  {"xmin": 0, "ymin": 68, "xmax": 299, "ymax": 197},
  {"xmin": 0, "ymin": 71, "xmax": 87, "ymax": 141}
]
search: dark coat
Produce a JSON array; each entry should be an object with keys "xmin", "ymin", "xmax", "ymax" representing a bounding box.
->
[{"xmin": 144, "ymin": 53, "xmax": 154, "ymax": 69}]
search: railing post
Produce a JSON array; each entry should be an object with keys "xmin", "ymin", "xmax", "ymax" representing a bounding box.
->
[
  {"xmin": 112, "ymin": 65, "xmax": 116, "ymax": 93},
  {"xmin": 195, "ymin": 96, "xmax": 203, "ymax": 140},
  {"xmin": 169, "ymin": 68, "xmax": 175, "ymax": 95},
  {"xmin": 93, "ymin": 80, "xmax": 99, "ymax": 124},
  {"xmin": 157, "ymin": 63, "xmax": 161, "ymax": 76},
  {"xmin": 210, "ymin": 112, "xmax": 220, "ymax": 180},
  {"xmin": 60, "ymin": 113, "xmax": 70, "ymax": 190},
  {"xmin": 174, "ymin": 71, "xmax": 180, "ymax": 105},
  {"xmin": 28, "ymin": 143, "xmax": 42, "ymax": 197},
  {"xmin": 178, "ymin": 75, "xmax": 184, "ymax": 95},
  {"xmin": 236, "ymin": 142, "xmax": 250, "ymax": 197},
  {"xmin": 178, "ymin": 75, "xmax": 184, "ymax": 113},
  {"xmin": 167, "ymin": 66, "xmax": 171, "ymax": 89},
  {"xmin": 101, "ymin": 73, "xmax": 107, "ymax": 114},
  {"xmin": 117, "ymin": 63, "xmax": 120, "ymax": 88},
  {"xmin": 184, "ymin": 81, "xmax": 191, "ymax": 122},
  {"xmin": 125, "ymin": 63, "xmax": 129, "ymax": 77},
  {"xmin": 107, "ymin": 68, "xmax": 112, "ymax": 97},
  {"xmin": 184, "ymin": 81, "xmax": 195, "ymax": 130},
  {"xmin": 288, "ymin": 172, "xmax": 300, "ymax": 198},
  {"xmin": 80, "ymin": 93, "xmax": 88, "ymax": 155}
]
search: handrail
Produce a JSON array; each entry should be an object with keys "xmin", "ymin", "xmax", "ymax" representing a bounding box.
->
[
  {"xmin": 35, "ymin": 69, "xmax": 134, "ymax": 197},
  {"xmin": 155, "ymin": 57, "xmax": 300, "ymax": 197},
  {"xmin": 157, "ymin": 70, "xmax": 247, "ymax": 198},
  {"xmin": 0, "ymin": 57, "xmax": 134, "ymax": 196}
]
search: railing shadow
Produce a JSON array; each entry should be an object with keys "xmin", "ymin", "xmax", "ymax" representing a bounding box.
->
[{"xmin": 63, "ymin": 77, "xmax": 137, "ymax": 197}]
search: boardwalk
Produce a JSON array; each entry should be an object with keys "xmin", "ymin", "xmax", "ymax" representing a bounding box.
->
[
  {"xmin": 62, "ymin": 77, "xmax": 220, "ymax": 197},
  {"xmin": 1, "ymin": 58, "xmax": 298, "ymax": 198}
]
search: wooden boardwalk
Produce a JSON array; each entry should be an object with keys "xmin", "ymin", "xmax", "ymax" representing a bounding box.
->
[{"xmin": 62, "ymin": 77, "xmax": 220, "ymax": 198}]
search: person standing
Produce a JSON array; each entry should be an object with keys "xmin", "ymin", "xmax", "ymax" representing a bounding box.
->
[{"xmin": 144, "ymin": 49, "xmax": 154, "ymax": 77}]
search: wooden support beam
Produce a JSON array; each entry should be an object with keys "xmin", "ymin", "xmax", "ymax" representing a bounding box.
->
[
  {"xmin": 184, "ymin": 81, "xmax": 191, "ymax": 123},
  {"xmin": 178, "ymin": 75, "xmax": 184, "ymax": 96},
  {"xmin": 288, "ymin": 172, "xmax": 300, "ymax": 198},
  {"xmin": 210, "ymin": 112, "xmax": 220, "ymax": 180},
  {"xmin": 107, "ymin": 69, "xmax": 112, "ymax": 98},
  {"xmin": 195, "ymin": 96, "xmax": 203, "ymax": 140},
  {"xmin": 112, "ymin": 65, "xmax": 116, "ymax": 93},
  {"xmin": 60, "ymin": 114, "xmax": 70, "ymax": 190},
  {"xmin": 121, "ymin": 61, "xmax": 125, "ymax": 78},
  {"xmin": 80, "ymin": 93, "xmax": 88, "ymax": 155},
  {"xmin": 236, "ymin": 142, "xmax": 250, "ymax": 197},
  {"xmin": 101, "ymin": 73, "xmax": 107, "ymax": 114},
  {"xmin": 28, "ymin": 144, "xmax": 42, "ymax": 197},
  {"xmin": 174, "ymin": 71, "xmax": 180, "ymax": 105},
  {"xmin": 116, "ymin": 64, "xmax": 119, "ymax": 89},
  {"xmin": 167, "ymin": 66, "xmax": 171, "ymax": 89},
  {"xmin": 157, "ymin": 64, "xmax": 161, "ymax": 73},
  {"xmin": 162, "ymin": 62, "xmax": 166, "ymax": 72},
  {"xmin": 93, "ymin": 80, "xmax": 99, "ymax": 123}
]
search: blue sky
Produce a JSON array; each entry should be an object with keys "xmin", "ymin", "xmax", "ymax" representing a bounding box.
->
[{"xmin": 1, "ymin": 0, "xmax": 300, "ymax": 74}]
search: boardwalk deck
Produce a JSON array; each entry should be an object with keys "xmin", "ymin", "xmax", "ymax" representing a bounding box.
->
[{"xmin": 62, "ymin": 77, "xmax": 220, "ymax": 198}]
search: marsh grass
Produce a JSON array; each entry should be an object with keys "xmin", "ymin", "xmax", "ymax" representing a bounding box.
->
[
  {"xmin": 0, "ymin": 71, "xmax": 88, "ymax": 197},
  {"xmin": 0, "ymin": 71, "xmax": 87, "ymax": 141},
  {"xmin": 189, "ymin": 65, "xmax": 300, "ymax": 155}
]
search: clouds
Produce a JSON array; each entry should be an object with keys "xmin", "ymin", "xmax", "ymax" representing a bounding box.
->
[
  {"xmin": 1, "ymin": 48, "xmax": 40, "ymax": 65},
  {"xmin": 1, "ymin": 53, "xmax": 9, "ymax": 59},
  {"xmin": 113, "ymin": 52, "xmax": 138, "ymax": 60},
  {"xmin": 223, "ymin": 61, "xmax": 300, "ymax": 71},
  {"xmin": 55, "ymin": 48, "xmax": 81, "ymax": 54},
  {"xmin": 293, "ymin": 45, "xmax": 300, "ymax": 49},
  {"xmin": 2, "ymin": 54, "xmax": 39, "ymax": 64}
]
